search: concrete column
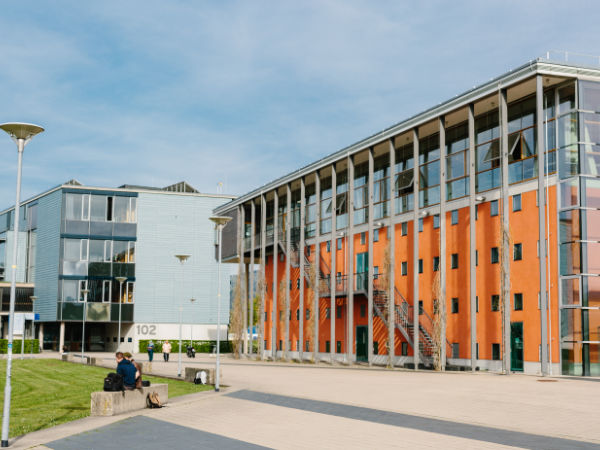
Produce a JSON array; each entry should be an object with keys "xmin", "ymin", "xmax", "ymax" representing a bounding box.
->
[
  {"xmin": 314, "ymin": 172, "xmax": 321, "ymax": 361},
  {"xmin": 299, "ymin": 177, "xmax": 306, "ymax": 361},
  {"xmin": 413, "ymin": 128, "xmax": 420, "ymax": 369},
  {"xmin": 347, "ymin": 155, "xmax": 355, "ymax": 362},
  {"xmin": 260, "ymin": 194, "xmax": 267, "ymax": 360},
  {"xmin": 500, "ymin": 88, "xmax": 511, "ymax": 374},
  {"xmin": 285, "ymin": 184, "xmax": 291, "ymax": 360},
  {"xmin": 367, "ymin": 148, "xmax": 374, "ymax": 365},
  {"xmin": 250, "ymin": 200, "xmax": 256, "ymax": 356},
  {"xmin": 59, "ymin": 321, "xmax": 65, "ymax": 352},
  {"xmin": 38, "ymin": 323, "xmax": 44, "ymax": 352},
  {"xmin": 468, "ymin": 104, "xmax": 477, "ymax": 371},
  {"xmin": 239, "ymin": 205, "xmax": 248, "ymax": 355},
  {"xmin": 536, "ymin": 75, "xmax": 549, "ymax": 375},
  {"xmin": 272, "ymin": 192, "xmax": 279, "ymax": 358},
  {"xmin": 330, "ymin": 165, "xmax": 337, "ymax": 362},
  {"xmin": 388, "ymin": 138, "xmax": 396, "ymax": 368},
  {"xmin": 439, "ymin": 116, "xmax": 447, "ymax": 369}
]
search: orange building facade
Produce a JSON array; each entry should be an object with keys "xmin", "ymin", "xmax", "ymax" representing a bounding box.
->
[{"xmin": 215, "ymin": 59, "xmax": 600, "ymax": 376}]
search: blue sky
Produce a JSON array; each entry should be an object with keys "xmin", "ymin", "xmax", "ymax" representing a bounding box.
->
[{"xmin": 0, "ymin": 1, "xmax": 597, "ymax": 208}]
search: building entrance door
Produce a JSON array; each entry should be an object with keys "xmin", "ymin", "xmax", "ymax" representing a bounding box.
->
[
  {"xmin": 510, "ymin": 322, "xmax": 524, "ymax": 372},
  {"xmin": 356, "ymin": 325, "xmax": 368, "ymax": 362}
]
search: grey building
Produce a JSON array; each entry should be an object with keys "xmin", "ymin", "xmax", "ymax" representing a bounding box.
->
[{"xmin": 0, "ymin": 180, "xmax": 236, "ymax": 352}]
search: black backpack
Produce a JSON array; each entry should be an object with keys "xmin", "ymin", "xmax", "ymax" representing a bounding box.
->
[{"xmin": 104, "ymin": 373, "xmax": 124, "ymax": 392}]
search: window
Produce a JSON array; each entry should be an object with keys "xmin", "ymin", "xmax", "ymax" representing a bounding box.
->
[
  {"xmin": 433, "ymin": 214, "xmax": 440, "ymax": 229},
  {"xmin": 265, "ymin": 312, "xmax": 268, "ymax": 321},
  {"xmin": 490, "ymin": 200, "xmax": 499, "ymax": 217},
  {"xmin": 451, "ymin": 253, "xmax": 458, "ymax": 269},
  {"xmin": 513, "ymin": 194, "xmax": 522, "ymax": 212},
  {"xmin": 418, "ymin": 259, "xmax": 423, "ymax": 274},
  {"xmin": 491, "ymin": 247, "xmax": 499, "ymax": 264},
  {"xmin": 337, "ymin": 238, "xmax": 342, "ymax": 250},
  {"xmin": 513, "ymin": 243, "xmax": 522, "ymax": 261},
  {"xmin": 306, "ymin": 341, "xmax": 310, "ymax": 351},
  {"xmin": 433, "ymin": 256, "xmax": 439, "ymax": 272},
  {"xmin": 62, "ymin": 280, "xmax": 78, "ymax": 302},
  {"xmin": 401, "ymin": 342, "xmax": 408, "ymax": 356},
  {"xmin": 401, "ymin": 261, "xmax": 407, "ymax": 276},
  {"xmin": 307, "ymin": 246, "xmax": 311, "ymax": 256},
  {"xmin": 103, "ymin": 280, "xmax": 112, "ymax": 302},
  {"xmin": 374, "ymin": 229, "xmax": 379, "ymax": 242},
  {"xmin": 336, "ymin": 341, "xmax": 342, "ymax": 353},
  {"xmin": 475, "ymin": 250, "xmax": 478, "ymax": 266},
  {"xmin": 306, "ymin": 309, "xmax": 310, "ymax": 320},
  {"xmin": 373, "ymin": 266, "xmax": 379, "ymax": 278},
  {"xmin": 451, "ymin": 210, "xmax": 459, "ymax": 225},
  {"xmin": 336, "ymin": 305, "xmax": 342, "ymax": 319},
  {"xmin": 418, "ymin": 218, "xmax": 423, "ymax": 232},
  {"xmin": 401, "ymin": 222, "xmax": 408, "ymax": 236},
  {"xmin": 296, "ymin": 309, "xmax": 299, "ymax": 320},
  {"xmin": 476, "ymin": 343, "xmax": 479, "ymax": 359},
  {"xmin": 514, "ymin": 293, "xmax": 523, "ymax": 311},
  {"xmin": 296, "ymin": 279, "xmax": 300, "ymax": 289},
  {"xmin": 360, "ymin": 232, "xmax": 366, "ymax": 244},
  {"xmin": 491, "ymin": 294, "xmax": 500, "ymax": 311},
  {"xmin": 475, "ymin": 204, "xmax": 478, "ymax": 220},
  {"xmin": 90, "ymin": 195, "xmax": 107, "ymax": 221},
  {"xmin": 326, "ymin": 241, "xmax": 330, "ymax": 253},
  {"xmin": 418, "ymin": 300, "xmax": 423, "ymax": 315},
  {"xmin": 360, "ymin": 304, "xmax": 366, "ymax": 317},
  {"xmin": 452, "ymin": 343, "xmax": 459, "ymax": 359},
  {"xmin": 492, "ymin": 343, "xmax": 501, "ymax": 360},
  {"xmin": 373, "ymin": 341, "xmax": 379, "ymax": 355},
  {"xmin": 325, "ymin": 341, "xmax": 330, "ymax": 353},
  {"xmin": 326, "ymin": 308, "xmax": 330, "ymax": 319},
  {"xmin": 451, "ymin": 297, "xmax": 459, "ymax": 314},
  {"xmin": 476, "ymin": 296, "xmax": 479, "ymax": 312}
]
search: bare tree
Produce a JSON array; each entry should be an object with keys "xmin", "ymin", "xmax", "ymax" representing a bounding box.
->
[
  {"xmin": 256, "ymin": 262, "xmax": 266, "ymax": 360},
  {"xmin": 230, "ymin": 275, "xmax": 244, "ymax": 358},
  {"xmin": 432, "ymin": 271, "xmax": 445, "ymax": 371},
  {"xmin": 278, "ymin": 279, "xmax": 287, "ymax": 361},
  {"xmin": 499, "ymin": 214, "xmax": 513, "ymax": 374},
  {"xmin": 305, "ymin": 257, "xmax": 318, "ymax": 362},
  {"xmin": 379, "ymin": 242, "xmax": 394, "ymax": 368}
]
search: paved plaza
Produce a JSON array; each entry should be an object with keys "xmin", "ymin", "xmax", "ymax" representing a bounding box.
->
[{"xmin": 10, "ymin": 353, "xmax": 600, "ymax": 449}]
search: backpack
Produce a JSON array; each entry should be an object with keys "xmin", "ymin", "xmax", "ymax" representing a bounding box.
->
[
  {"xmin": 194, "ymin": 370, "xmax": 207, "ymax": 385},
  {"xmin": 103, "ymin": 373, "xmax": 124, "ymax": 392},
  {"xmin": 146, "ymin": 392, "xmax": 162, "ymax": 408}
]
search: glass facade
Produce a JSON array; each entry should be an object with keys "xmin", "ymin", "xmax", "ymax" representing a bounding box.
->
[{"xmin": 559, "ymin": 80, "xmax": 600, "ymax": 376}]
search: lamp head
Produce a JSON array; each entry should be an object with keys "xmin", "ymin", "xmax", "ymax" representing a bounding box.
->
[
  {"xmin": 115, "ymin": 276, "xmax": 127, "ymax": 284},
  {"xmin": 209, "ymin": 216, "xmax": 232, "ymax": 227},
  {"xmin": 0, "ymin": 122, "xmax": 44, "ymax": 145},
  {"xmin": 175, "ymin": 254, "xmax": 191, "ymax": 263}
]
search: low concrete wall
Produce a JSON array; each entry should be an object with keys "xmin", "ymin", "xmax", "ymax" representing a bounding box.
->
[
  {"xmin": 91, "ymin": 384, "xmax": 168, "ymax": 416},
  {"xmin": 61, "ymin": 354, "xmax": 97, "ymax": 365},
  {"xmin": 184, "ymin": 367, "xmax": 218, "ymax": 385}
]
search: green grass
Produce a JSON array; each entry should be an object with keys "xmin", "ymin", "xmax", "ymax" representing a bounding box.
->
[{"xmin": 0, "ymin": 359, "xmax": 212, "ymax": 438}]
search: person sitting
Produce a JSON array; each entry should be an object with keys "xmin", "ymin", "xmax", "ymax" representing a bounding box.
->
[
  {"xmin": 124, "ymin": 352, "xmax": 143, "ymax": 389},
  {"xmin": 115, "ymin": 351, "xmax": 137, "ymax": 390}
]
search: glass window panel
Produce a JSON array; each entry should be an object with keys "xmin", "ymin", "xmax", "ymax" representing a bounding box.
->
[
  {"xmin": 476, "ymin": 168, "xmax": 500, "ymax": 192},
  {"xmin": 546, "ymin": 120, "xmax": 556, "ymax": 151},
  {"xmin": 447, "ymin": 152, "xmax": 465, "ymax": 180},
  {"xmin": 65, "ymin": 194, "xmax": 82, "ymax": 220},
  {"xmin": 560, "ymin": 242, "xmax": 581, "ymax": 275},
  {"xmin": 112, "ymin": 241, "xmax": 128, "ymax": 263},
  {"xmin": 581, "ymin": 144, "xmax": 600, "ymax": 176},
  {"xmin": 580, "ymin": 112, "xmax": 600, "ymax": 145},
  {"xmin": 113, "ymin": 197, "xmax": 129, "ymax": 223},
  {"xmin": 559, "ymin": 145, "xmax": 579, "ymax": 179},
  {"xmin": 558, "ymin": 84, "xmax": 576, "ymax": 115},
  {"xmin": 419, "ymin": 186, "xmax": 440, "ymax": 207},
  {"xmin": 580, "ymin": 81, "xmax": 600, "ymax": 113},
  {"xmin": 127, "ymin": 282, "xmax": 134, "ymax": 303},
  {"xmin": 447, "ymin": 178, "xmax": 468, "ymax": 200},
  {"xmin": 64, "ymin": 239, "xmax": 81, "ymax": 261},
  {"xmin": 562, "ymin": 277, "xmax": 581, "ymax": 306},
  {"xmin": 561, "ymin": 308, "xmax": 584, "ymax": 342},
  {"xmin": 420, "ymin": 160, "xmax": 440, "ymax": 188},
  {"xmin": 583, "ymin": 177, "xmax": 600, "ymax": 209},
  {"xmin": 395, "ymin": 193, "xmax": 414, "ymax": 214},
  {"xmin": 560, "ymin": 178, "xmax": 579, "ymax": 208},
  {"xmin": 89, "ymin": 240, "xmax": 105, "ymax": 262},
  {"xmin": 585, "ymin": 242, "xmax": 600, "ymax": 273},
  {"xmin": 90, "ymin": 195, "xmax": 107, "ymax": 221},
  {"xmin": 62, "ymin": 280, "xmax": 78, "ymax": 302},
  {"xmin": 585, "ymin": 210, "xmax": 600, "ymax": 242},
  {"xmin": 87, "ymin": 280, "xmax": 103, "ymax": 302},
  {"xmin": 559, "ymin": 210, "xmax": 581, "ymax": 243},
  {"xmin": 129, "ymin": 198, "xmax": 137, "ymax": 223},
  {"xmin": 585, "ymin": 276, "xmax": 600, "ymax": 308},
  {"xmin": 558, "ymin": 113, "xmax": 578, "ymax": 148}
]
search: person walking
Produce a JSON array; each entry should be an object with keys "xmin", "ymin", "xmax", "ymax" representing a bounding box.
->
[
  {"xmin": 162, "ymin": 340, "xmax": 172, "ymax": 362},
  {"xmin": 147, "ymin": 340, "xmax": 155, "ymax": 362}
]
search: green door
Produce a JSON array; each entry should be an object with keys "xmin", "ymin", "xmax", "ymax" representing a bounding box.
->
[
  {"xmin": 356, "ymin": 326, "xmax": 368, "ymax": 362},
  {"xmin": 356, "ymin": 252, "xmax": 368, "ymax": 291},
  {"xmin": 510, "ymin": 322, "xmax": 524, "ymax": 372}
]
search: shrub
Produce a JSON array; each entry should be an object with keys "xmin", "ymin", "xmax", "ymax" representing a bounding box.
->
[{"xmin": 138, "ymin": 339, "xmax": 232, "ymax": 354}]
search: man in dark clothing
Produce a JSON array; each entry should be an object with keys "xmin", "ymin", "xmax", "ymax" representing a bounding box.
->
[{"xmin": 115, "ymin": 352, "xmax": 137, "ymax": 390}]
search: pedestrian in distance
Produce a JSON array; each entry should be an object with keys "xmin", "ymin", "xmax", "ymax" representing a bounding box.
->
[
  {"xmin": 147, "ymin": 340, "xmax": 155, "ymax": 362},
  {"xmin": 162, "ymin": 340, "xmax": 172, "ymax": 362}
]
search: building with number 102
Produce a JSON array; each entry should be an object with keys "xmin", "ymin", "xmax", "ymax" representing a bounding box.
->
[{"xmin": 214, "ymin": 57, "xmax": 600, "ymax": 376}]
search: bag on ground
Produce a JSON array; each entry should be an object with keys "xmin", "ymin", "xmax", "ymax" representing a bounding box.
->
[
  {"xmin": 103, "ymin": 373, "xmax": 124, "ymax": 392},
  {"xmin": 194, "ymin": 370, "xmax": 207, "ymax": 385},
  {"xmin": 146, "ymin": 392, "xmax": 162, "ymax": 408},
  {"xmin": 142, "ymin": 380, "xmax": 151, "ymax": 387}
]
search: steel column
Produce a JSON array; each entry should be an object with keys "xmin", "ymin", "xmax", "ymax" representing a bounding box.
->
[
  {"xmin": 500, "ymin": 88, "xmax": 511, "ymax": 374},
  {"xmin": 285, "ymin": 184, "xmax": 291, "ymax": 360},
  {"xmin": 260, "ymin": 194, "xmax": 267, "ymax": 360},
  {"xmin": 367, "ymin": 148, "xmax": 374, "ymax": 365},
  {"xmin": 468, "ymin": 103, "xmax": 477, "ymax": 371},
  {"xmin": 314, "ymin": 173, "xmax": 321, "ymax": 361},
  {"xmin": 347, "ymin": 155, "xmax": 355, "ymax": 362},
  {"xmin": 388, "ymin": 138, "xmax": 396, "ymax": 367},
  {"xmin": 272, "ymin": 192, "xmax": 278, "ymax": 358},
  {"xmin": 413, "ymin": 128, "xmax": 420, "ymax": 369},
  {"xmin": 249, "ymin": 200, "xmax": 256, "ymax": 356},
  {"xmin": 299, "ymin": 178, "xmax": 306, "ymax": 361},
  {"xmin": 439, "ymin": 116, "xmax": 447, "ymax": 369},
  {"xmin": 330, "ymin": 165, "xmax": 336, "ymax": 362}
]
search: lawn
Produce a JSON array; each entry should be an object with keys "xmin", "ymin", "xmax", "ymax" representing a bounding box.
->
[{"xmin": 0, "ymin": 359, "xmax": 212, "ymax": 438}]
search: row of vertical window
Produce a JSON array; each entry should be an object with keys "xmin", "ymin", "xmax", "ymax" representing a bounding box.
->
[
  {"xmin": 65, "ymin": 193, "xmax": 137, "ymax": 223},
  {"xmin": 60, "ymin": 279, "xmax": 134, "ymax": 303}
]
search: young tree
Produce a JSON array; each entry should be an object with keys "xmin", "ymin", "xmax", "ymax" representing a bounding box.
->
[
  {"xmin": 305, "ymin": 256, "xmax": 318, "ymax": 362},
  {"xmin": 432, "ymin": 271, "xmax": 445, "ymax": 371},
  {"xmin": 230, "ymin": 275, "xmax": 244, "ymax": 358},
  {"xmin": 256, "ymin": 263, "xmax": 266, "ymax": 360}
]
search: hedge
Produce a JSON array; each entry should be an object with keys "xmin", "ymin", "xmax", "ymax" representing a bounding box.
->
[
  {"xmin": 0, "ymin": 340, "xmax": 40, "ymax": 354},
  {"xmin": 138, "ymin": 339, "xmax": 232, "ymax": 354}
]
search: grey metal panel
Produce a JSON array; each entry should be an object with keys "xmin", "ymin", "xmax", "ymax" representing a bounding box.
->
[
  {"xmin": 214, "ymin": 60, "xmax": 597, "ymax": 215},
  {"xmin": 217, "ymin": 206, "xmax": 239, "ymax": 261},
  {"xmin": 135, "ymin": 193, "xmax": 235, "ymax": 325},
  {"xmin": 34, "ymin": 189, "xmax": 62, "ymax": 322}
]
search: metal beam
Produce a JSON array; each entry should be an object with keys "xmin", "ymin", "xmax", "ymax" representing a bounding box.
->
[
  {"xmin": 250, "ymin": 201, "xmax": 255, "ymax": 356},
  {"xmin": 413, "ymin": 128, "xmax": 420, "ymax": 369},
  {"xmin": 439, "ymin": 116, "xmax": 447, "ymax": 370},
  {"xmin": 330, "ymin": 165, "xmax": 337, "ymax": 362},
  {"xmin": 500, "ymin": 88, "xmax": 511, "ymax": 375},
  {"xmin": 347, "ymin": 155, "xmax": 355, "ymax": 363},
  {"xmin": 388, "ymin": 138, "xmax": 396, "ymax": 368},
  {"xmin": 367, "ymin": 148, "xmax": 374, "ymax": 365},
  {"xmin": 260, "ymin": 194, "xmax": 267, "ymax": 360},
  {"xmin": 468, "ymin": 104, "xmax": 477, "ymax": 371}
]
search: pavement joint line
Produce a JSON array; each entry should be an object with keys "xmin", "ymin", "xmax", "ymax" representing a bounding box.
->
[{"xmin": 226, "ymin": 389, "xmax": 600, "ymax": 450}]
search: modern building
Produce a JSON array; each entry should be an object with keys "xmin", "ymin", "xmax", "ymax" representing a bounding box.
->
[
  {"xmin": 0, "ymin": 180, "xmax": 236, "ymax": 352},
  {"xmin": 214, "ymin": 57, "xmax": 600, "ymax": 376}
]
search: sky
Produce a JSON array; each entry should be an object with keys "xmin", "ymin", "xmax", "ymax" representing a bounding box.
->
[{"xmin": 0, "ymin": 0, "xmax": 598, "ymax": 208}]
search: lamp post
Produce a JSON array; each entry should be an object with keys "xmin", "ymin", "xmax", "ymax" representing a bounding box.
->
[
  {"xmin": 189, "ymin": 297, "xmax": 196, "ymax": 346},
  {"xmin": 209, "ymin": 215, "xmax": 232, "ymax": 392},
  {"xmin": 30, "ymin": 296, "xmax": 37, "ymax": 356},
  {"xmin": 174, "ymin": 254, "xmax": 190, "ymax": 378},
  {"xmin": 0, "ymin": 122, "xmax": 44, "ymax": 448},
  {"xmin": 80, "ymin": 288, "xmax": 89, "ymax": 362},
  {"xmin": 115, "ymin": 276, "xmax": 127, "ymax": 351}
]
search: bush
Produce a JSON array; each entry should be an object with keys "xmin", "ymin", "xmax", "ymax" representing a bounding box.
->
[
  {"xmin": 0, "ymin": 340, "xmax": 40, "ymax": 354},
  {"xmin": 138, "ymin": 339, "xmax": 232, "ymax": 354}
]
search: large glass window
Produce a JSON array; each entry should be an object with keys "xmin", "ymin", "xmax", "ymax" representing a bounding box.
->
[
  {"xmin": 419, "ymin": 132, "xmax": 440, "ymax": 207},
  {"xmin": 304, "ymin": 185, "xmax": 316, "ymax": 238},
  {"xmin": 354, "ymin": 162, "xmax": 368, "ymax": 225},
  {"xmin": 476, "ymin": 109, "xmax": 500, "ymax": 192},
  {"xmin": 394, "ymin": 140, "xmax": 414, "ymax": 213},
  {"xmin": 65, "ymin": 193, "xmax": 90, "ymax": 220},
  {"xmin": 320, "ymin": 177, "xmax": 332, "ymax": 234},
  {"xmin": 373, "ymin": 155, "xmax": 389, "ymax": 220},
  {"xmin": 90, "ymin": 195, "xmax": 107, "ymax": 221},
  {"xmin": 446, "ymin": 122, "xmax": 469, "ymax": 200},
  {"xmin": 335, "ymin": 172, "xmax": 348, "ymax": 230}
]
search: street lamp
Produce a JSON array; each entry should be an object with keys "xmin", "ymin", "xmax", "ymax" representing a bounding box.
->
[
  {"xmin": 80, "ymin": 288, "xmax": 89, "ymax": 362},
  {"xmin": 115, "ymin": 276, "xmax": 127, "ymax": 351},
  {"xmin": 189, "ymin": 298, "xmax": 196, "ymax": 346},
  {"xmin": 29, "ymin": 296, "xmax": 38, "ymax": 357},
  {"xmin": 175, "ymin": 254, "xmax": 190, "ymax": 377},
  {"xmin": 209, "ymin": 215, "xmax": 232, "ymax": 392},
  {"xmin": 0, "ymin": 122, "xmax": 44, "ymax": 448}
]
